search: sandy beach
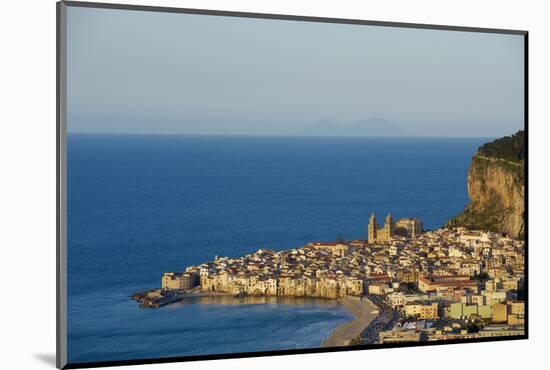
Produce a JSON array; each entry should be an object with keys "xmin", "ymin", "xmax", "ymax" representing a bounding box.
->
[{"xmin": 322, "ymin": 296, "xmax": 380, "ymax": 347}]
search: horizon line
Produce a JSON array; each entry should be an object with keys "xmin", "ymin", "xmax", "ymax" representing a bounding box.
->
[{"xmin": 66, "ymin": 131, "xmax": 505, "ymax": 139}]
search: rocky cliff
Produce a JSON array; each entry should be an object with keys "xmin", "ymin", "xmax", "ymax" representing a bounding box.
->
[{"xmin": 445, "ymin": 131, "xmax": 525, "ymax": 239}]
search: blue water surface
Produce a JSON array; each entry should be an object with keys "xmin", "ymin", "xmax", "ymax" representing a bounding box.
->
[{"xmin": 67, "ymin": 134, "xmax": 485, "ymax": 363}]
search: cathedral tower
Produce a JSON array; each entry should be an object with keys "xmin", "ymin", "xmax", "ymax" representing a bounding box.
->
[
  {"xmin": 384, "ymin": 213, "xmax": 394, "ymax": 239},
  {"xmin": 368, "ymin": 212, "xmax": 377, "ymax": 243}
]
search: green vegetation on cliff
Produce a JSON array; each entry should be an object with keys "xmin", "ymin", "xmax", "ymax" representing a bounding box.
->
[{"xmin": 478, "ymin": 130, "xmax": 525, "ymax": 164}]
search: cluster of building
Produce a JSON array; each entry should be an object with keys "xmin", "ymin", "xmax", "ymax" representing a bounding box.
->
[
  {"xmin": 165, "ymin": 241, "xmax": 367, "ymax": 299},
  {"xmin": 159, "ymin": 212, "xmax": 525, "ymax": 341},
  {"xmin": 365, "ymin": 216, "xmax": 525, "ymax": 343}
]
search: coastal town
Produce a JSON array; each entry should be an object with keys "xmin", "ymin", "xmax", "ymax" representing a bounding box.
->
[{"xmin": 132, "ymin": 212, "xmax": 525, "ymax": 346}]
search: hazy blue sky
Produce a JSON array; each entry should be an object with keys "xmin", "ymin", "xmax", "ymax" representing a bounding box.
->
[{"xmin": 67, "ymin": 6, "xmax": 524, "ymax": 137}]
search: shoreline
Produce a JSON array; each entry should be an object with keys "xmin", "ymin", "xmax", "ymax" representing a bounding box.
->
[
  {"xmin": 322, "ymin": 296, "xmax": 380, "ymax": 348},
  {"xmin": 133, "ymin": 288, "xmax": 382, "ymax": 347}
]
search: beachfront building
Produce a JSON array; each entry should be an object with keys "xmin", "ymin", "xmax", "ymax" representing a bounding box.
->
[{"xmin": 161, "ymin": 272, "xmax": 199, "ymax": 291}]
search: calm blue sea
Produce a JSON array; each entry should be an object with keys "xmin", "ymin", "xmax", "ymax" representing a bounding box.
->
[{"xmin": 67, "ymin": 134, "xmax": 486, "ymax": 363}]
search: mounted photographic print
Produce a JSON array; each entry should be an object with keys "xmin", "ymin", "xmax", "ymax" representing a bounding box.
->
[{"xmin": 57, "ymin": 1, "xmax": 528, "ymax": 368}]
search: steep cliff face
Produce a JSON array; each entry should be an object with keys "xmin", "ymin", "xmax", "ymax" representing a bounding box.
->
[{"xmin": 445, "ymin": 131, "xmax": 525, "ymax": 239}]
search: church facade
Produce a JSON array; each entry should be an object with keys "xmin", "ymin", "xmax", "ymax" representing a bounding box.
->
[
  {"xmin": 368, "ymin": 213, "xmax": 395, "ymax": 243},
  {"xmin": 368, "ymin": 213, "xmax": 423, "ymax": 243}
]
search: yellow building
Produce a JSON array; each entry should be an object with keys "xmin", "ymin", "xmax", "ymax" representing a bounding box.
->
[
  {"xmin": 405, "ymin": 303, "xmax": 422, "ymax": 317},
  {"xmin": 161, "ymin": 272, "xmax": 199, "ymax": 291},
  {"xmin": 509, "ymin": 301, "xmax": 525, "ymax": 315},
  {"xmin": 492, "ymin": 302, "xmax": 508, "ymax": 323},
  {"xmin": 420, "ymin": 303, "xmax": 439, "ymax": 319},
  {"xmin": 506, "ymin": 302, "xmax": 525, "ymax": 326},
  {"xmin": 503, "ymin": 279, "xmax": 519, "ymax": 290},
  {"xmin": 405, "ymin": 302, "xmax": 438, "ymax": 319},
  {"xmin": 508, "ymin": 314, "xmax": 525, "ymax": 326},
  {"xmin": 344, "ymin": 277, "xmax": 365, "ymax": 296}
]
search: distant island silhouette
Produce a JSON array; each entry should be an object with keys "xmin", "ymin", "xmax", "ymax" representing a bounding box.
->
[{"xmin": 301, "ymin": 118, "xmax": 409, "ymax": 137}]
